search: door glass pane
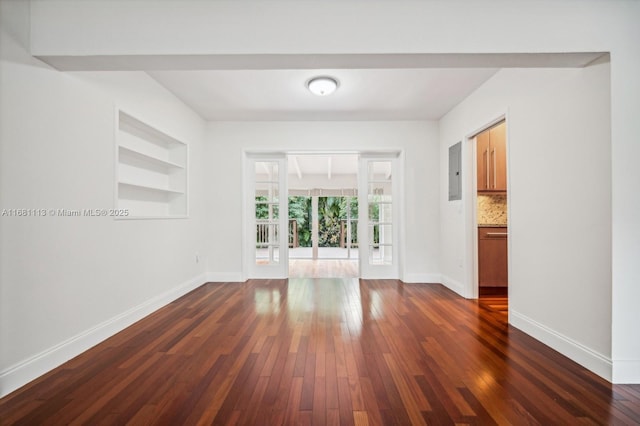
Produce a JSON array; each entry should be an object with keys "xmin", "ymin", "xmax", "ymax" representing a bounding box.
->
[
  {"xmin": 379, "ymin": 202, "xmax": 392, "ymax": 223},
  {"xmin": 368, "ymin": 183, "xmax": 392, "ymax": 201},
  {"xmin": 368, "ymin": 161, "xmax": 392, "ymax": 182},
  {"xmin": 256, "ymin": 223, "xmax": 269, "ymax": 248},
  {"xmin": 367, "ymin": 160, "xmax": 392, "ymax": 265},
  {"xmin": 255, "ymin": 182, "xmax": 279, "ymax": 202},
  {"xmin": 350, "ymin": 220, "xmax": 358, "ymax": 247},
  {"xmin": 368, "ymin": 203, "xmax": 393, "ymax": 223},
  {"xmin": 369, "ymin": 224, "xmax": 393, "ymax": 246},
  {"xmin": 255, "ymin": 162, "xmax": 279, "ymax": 181},
  {"xmin": 345, "ymin": 197, "xmax": 358, "ymax": 259},
  {"xmin": 256, "ymin": 223, "xmax": 279, "ymax": 242},
  {"xmin": 255, "ymin": 161, "xmax": 280, "ymax": 265},
  {"xmin": 369, "ymin": 245, "xmax": 392, "ymax": 265},
  {"xmin": 255, "ymin": 200, "xmax": 279, "ymax": 219}
]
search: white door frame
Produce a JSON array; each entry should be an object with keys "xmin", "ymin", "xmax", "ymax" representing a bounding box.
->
[{"xmin": 243, "ymin": 149, "xmax": 404, "ymax": 280}]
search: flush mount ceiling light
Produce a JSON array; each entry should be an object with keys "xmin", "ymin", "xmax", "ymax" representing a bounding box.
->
[{"xmin": 307, "ymin": 76, "xmax": 339, "ymax": 96}]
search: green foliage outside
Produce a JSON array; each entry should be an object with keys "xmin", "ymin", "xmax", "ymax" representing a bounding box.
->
[
  {"xmin": 288, "ymin": 196, "xmax": 312, "ymax": 246},
  {"xmin": 256, "ymin": 196, "xmax": 362, "ymax": 247},
  {"xmin": 318, "ymin": 197, "xmax": 342, "ymax": 247},
  {"xmin": 289, "ymin": 196, "xmax": 359, "ymax": 247},
  {"xmin": 255, "ymin": 196, "xmax": 269, "ymax": 219}
]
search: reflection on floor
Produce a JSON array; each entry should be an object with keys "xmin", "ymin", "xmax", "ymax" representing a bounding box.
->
[
  {"xmin": 478, "ymin": 287, "xmax": 508, "ymax": 318},
  {"xmin": 289, "ymin": 259, "xmax": 358, "ymax": 278}
]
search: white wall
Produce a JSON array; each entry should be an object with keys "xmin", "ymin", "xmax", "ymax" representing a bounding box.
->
[
  {"xmin": 205, "ymin": 121, "xmax": 440, "ymax": 283},
  {"xmin": 0, "ymin": 2, "xmax": 207, "ymax": 396},
  {"xmin": 439, "ymin": 62, "xmax": 612, "ymax": 378}
]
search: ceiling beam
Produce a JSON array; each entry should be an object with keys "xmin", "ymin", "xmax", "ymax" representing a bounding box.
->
[
  {"xmin": 35, "ymin": 52, "xmax": 607, "ymax": 72},
  {"xmin": 291, "ymin": 156, "xmax": 302, "ymax": 180}
]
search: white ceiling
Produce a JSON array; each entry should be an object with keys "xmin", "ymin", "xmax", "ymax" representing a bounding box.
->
[
  {"xmin": 151, "ymin": 66, "xmax": 499, "ymax": 177},
  {"xmin": 140, "ymin": 52, "xmax": 605, "ymax": 176},
  {"xmin": 288, "ymin": 154, "xmax": 360, "ymax": 177},
  {"xmin": 255, "ymin": 154, "xmax": 387, "ymax": 184},
  {"xmin": 149, "ymin": 68, "xmax": 499, "ymax": 121}
]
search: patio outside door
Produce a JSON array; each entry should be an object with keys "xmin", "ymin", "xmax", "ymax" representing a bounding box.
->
[{"xmin": 246, "ymin": 154, "xmax": 288, "ymax": 279}]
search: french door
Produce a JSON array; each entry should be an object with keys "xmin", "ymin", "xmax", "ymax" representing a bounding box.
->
[
  {"xmin": 245, "ymin": 154, "xmax": 288, "ymax": 279},
  {"xmin": 358, "ymin": 154, "xmax": 400, "ymax": 279}
]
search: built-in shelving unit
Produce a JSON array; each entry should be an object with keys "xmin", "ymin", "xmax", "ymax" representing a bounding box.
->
[{"xmin": 116, "ymin": 110, "xmax": 188, "ymax": 219}]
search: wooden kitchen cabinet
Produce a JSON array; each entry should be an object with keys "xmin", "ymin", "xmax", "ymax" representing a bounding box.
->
[
  {"xmin": 478, "ymin": 227, "xmax": 508, "ymax": 287},
  {"xmin": 477, "ymin": 121, "xmax": 507, "ymax": 192}
]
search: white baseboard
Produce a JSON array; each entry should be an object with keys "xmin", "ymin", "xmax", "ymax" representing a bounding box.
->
[
  {"xmin": 440, "ymin": 274, "xmax": 466, "ymax": 297},
  {"xmin": 0, "ymin": 273, "xmax": 207, "ymax": 398},
  {"xmin": 206, "ymin": 272, "xmax": 245, "ymax": 283},
  {"xmin": 402, "ymin": 273, "xmax": 442, "ymax": 284},
  {"xmin": 612, "ymin": 360, "xmax": 640, "ymax": 384},
  {"xmin": 510, "ymin": 310, "xmax": 612, "ymax": 382}
]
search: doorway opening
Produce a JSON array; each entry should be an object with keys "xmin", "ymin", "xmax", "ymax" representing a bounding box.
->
[
  {"xmin": 472, "ymin": 119, "xmax": 509, "ymax": 317},
  {"xmin": 288, "ymin": 195, "xmax": 359, "ymax": 260},
  {"xmin": 286, "ymin": 153, "xmax": 359, "ymax": 278},
  {"xmin": 288, "ymin": 195, "xmax": 359, "ymax": 278}
]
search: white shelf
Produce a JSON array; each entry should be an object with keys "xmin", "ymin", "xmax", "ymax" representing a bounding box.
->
[
  {"xmin": 119, "ymin": 112, "xmax": 184, "ymax": 149},
  {"xmin": 119, "ymin": 146, "xmax": 184, "ymax": 170},
  {"xmin": 114, "ymin": 215, "xmax": 188, "ymax": 221},
  {"xmin": 116, "ymin": 110, "xmax": 188, "ymax": 219},
  {"xmin": 118, "ymin": 180, "xmax": 184, "ymax": 195}
]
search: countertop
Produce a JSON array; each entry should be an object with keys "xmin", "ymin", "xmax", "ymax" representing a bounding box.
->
[{"xmin": 478, "ymin": 224, "xmax": 508, "ymax": 228}]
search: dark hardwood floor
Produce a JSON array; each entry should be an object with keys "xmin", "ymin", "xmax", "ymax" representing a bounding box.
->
[
  {"xmin": 289, "ymin": 259, "xmax": 359, "ymax": 279},
  {"xmin": 2, "ymin": 278, "xmax": 639, "ymax": 425},
  {"xmin": 478, "ymin": 287, "xmax": 508, "ymax": 319}
]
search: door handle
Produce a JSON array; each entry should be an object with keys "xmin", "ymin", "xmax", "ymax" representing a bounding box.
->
[
  {"xmin": 491, "ymin": 149, "xmax": 496, "ymax": 189},
  {"xmin": 485, "ymin": 149, "xmax": 489, "ymax": 189}
]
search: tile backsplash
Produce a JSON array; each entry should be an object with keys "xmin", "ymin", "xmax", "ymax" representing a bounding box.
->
[{"xmin": 478, "ymin": 193, "xmax": 508, "ymax": 225}]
